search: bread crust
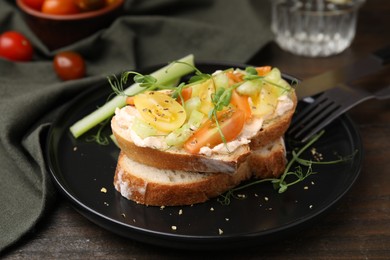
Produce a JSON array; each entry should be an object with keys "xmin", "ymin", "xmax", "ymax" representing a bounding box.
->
[
  {"xmin": 248, "ymin": 138, "xmax": 287, "ymax": 179},
  {"xmin": 112, "ymin": 126, "xmax": 251, "ymax": 173},
  {"xmin": 114, "ymin": 152, "xmax": 252, "ymax": 206}
]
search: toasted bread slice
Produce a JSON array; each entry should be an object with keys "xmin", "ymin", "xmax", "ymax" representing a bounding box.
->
[
  {"xmin": 113, "ymin": 138, "xmax": 287, "ymax": 206},
  {"xmin": 248, "ymin": 137, "xmax": 287, "ymax": 179},
  {"xmin": 111, "ymin": 90, "xmax": 296, "ymax": 174},
  {"xmin": 112, "ymin": 117, "xmax": 250, "ymax": 173},
  {"xmin": 114, "ymin": 152, "xmax": 252, "ymax": 206}
]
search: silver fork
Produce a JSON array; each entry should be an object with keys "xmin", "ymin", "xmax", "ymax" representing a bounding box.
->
[{"xmin": 288, "ymin": 84, "xmax": 390, "ymax": 142}]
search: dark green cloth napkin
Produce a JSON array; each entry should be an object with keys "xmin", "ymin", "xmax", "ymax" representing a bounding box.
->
[{"xmin": 0, "ymin": 0, "xmax": 272, "ymax": 253}]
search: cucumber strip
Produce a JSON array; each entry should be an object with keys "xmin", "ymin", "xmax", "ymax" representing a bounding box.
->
[
  {"xmin": 69, "ymin": 54, "xmax": 195, "ymax": 138},
  {"xmin": 165, "ymin": 110, "xmax": 204, "ymax": 147},
  {"xmin": 131, "ymin": 118, "xmax": 158, "ymax": 139}
]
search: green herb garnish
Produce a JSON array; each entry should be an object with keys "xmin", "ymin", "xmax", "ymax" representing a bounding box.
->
[
  {"xmin": 85, "ymin": 118, "xmax": 110, "ymax": 145},
  {"xmin": 170, "ymin": 61, "xmax": 211, "ymax": 85},
  {"xmin": 108, "ymin": 71, "xmax": 176, "ymax": 98},
  {"xmin": 218, "ymin": 131, "xmax": 357, "ymax": 205}
]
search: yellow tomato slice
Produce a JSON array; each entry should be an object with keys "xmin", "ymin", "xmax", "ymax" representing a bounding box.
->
[
  {"xmin": 133, "ymin": 91, "xmax": 186, "ymax": 132},
  {"xmin": 251, "ymin": 86, "xmax": 278, "ymax": 118},
  {"xmin": 190, "ymin": 79, "xmax": 215, "ymax": 115}
]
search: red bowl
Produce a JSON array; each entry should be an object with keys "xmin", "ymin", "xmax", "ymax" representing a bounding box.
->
[{"xmin": 16, "ymin": 0, "xmax": 124, "ymax": 50}]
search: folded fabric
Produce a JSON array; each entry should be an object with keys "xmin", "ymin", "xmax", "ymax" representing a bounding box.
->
[{"xmin": 0, "ymin": 0, "xmax": 272, "ymax": 253}]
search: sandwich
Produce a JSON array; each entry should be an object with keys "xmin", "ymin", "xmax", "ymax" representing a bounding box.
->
[{"xmin": 111, "ymin": 65, "xmax": 297, "ymax": 206}]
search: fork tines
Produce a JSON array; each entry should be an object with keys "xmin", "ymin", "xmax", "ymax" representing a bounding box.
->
[
  {"xmin": 288, "ymin": 80, "xmax": 390, "ymax": 143},
  {"xmin": 288, "ymin": 93, "xmax": 344, "ymax": 143}
]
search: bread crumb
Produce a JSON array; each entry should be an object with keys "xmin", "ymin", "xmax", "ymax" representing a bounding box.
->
[
  {"xmin": 160, "ymin": 206, "xmax": 165, "ymax": 210},
  {"xmin": 218, "ymin": 228, "xmax": 224, "ymax": 235},
  {"xmin": 100, "ymin": 187, "xmax": 107, "ymax": 193},
  {"xmin": 225, "ymin": 218, "xmax": 229, "ymax": 221},
  {"xmin": 178, "ymin": 209, "xmax": 183, "ymax": 215},
  {"xmin": 237, "ymin": 194, "xmax": 246, "ymax": 199},
  {"xmin": 311, "ymin": 148, "xmax": 323, "ymax": 161},
  {"xmin": 264, "ymin": 196, "xmax": 269, "ymax": 202},
  {"xmin": 104, "ymin": 202, "xmax": 109, "ymax": 206},
  {"xmin": 210, "ymin": 207, "xmax": 215, "ymax": 211},
  {"xmin": 304, "ymin": 186, "xmax": 309, "ymax": 190},
  {"xmin": 309, "ymin": 205, "xmax": 313, "ymax": 209},
  {"xmin": 171, "ymin": 226, "xmax": 177, "ymax": 231},
  {"xmin": 73, "ymin": 146, "xmax": 78, "ymax": 151},
  {"xmin": 121, "ymin": 213, "xmax": 126, "ymax": 218}
]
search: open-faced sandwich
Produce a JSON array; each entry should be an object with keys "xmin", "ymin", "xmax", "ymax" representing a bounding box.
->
[{"xmin": 111, "ymin": 65, "xmax": 297, "ymax": 206}]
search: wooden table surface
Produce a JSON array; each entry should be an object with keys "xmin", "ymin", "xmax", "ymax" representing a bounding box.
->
[{"xmin": 4, "ymin": 1, "xmax": 390, "ymax": 259}]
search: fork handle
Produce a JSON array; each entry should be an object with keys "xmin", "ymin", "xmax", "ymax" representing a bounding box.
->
[{"xmin": 374, "ymin": 86, "xmax": 390, "ymax": 100}]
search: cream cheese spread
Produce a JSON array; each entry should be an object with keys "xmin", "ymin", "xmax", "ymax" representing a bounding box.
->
[{"xmin": 115, "ymin": 106, "xmax": 168, "ymax": 150}]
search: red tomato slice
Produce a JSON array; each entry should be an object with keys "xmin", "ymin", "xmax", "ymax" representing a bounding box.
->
[
  {"xmin": 177, "ymin": 87, "xmax": 192, "ymax": 104},
  {"xmin": 256, "ymin": 66, "xmax": 272, "ymax": 76},
  {"xmin": 230, "ymin": 90, "xmax": 251, "ymax": 122},
  {"xmin": 184, "ymin": 108, "xmax": 245, "ymax": 154},
  {"xmin": 125, "ymin": 96, "xmax": 135, "ymax": 105},
  {"xmin": 181, "ymin": 87, "xmax": 192, "ymax": 101},
  {"xmin": 226, "ymin": 71, "xmax": 244, "ymax": 85}
]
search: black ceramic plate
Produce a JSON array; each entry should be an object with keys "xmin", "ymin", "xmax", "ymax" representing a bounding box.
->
[{"xmin": 46, "ymin": 63, "xmax": 363, "ymax": 250}]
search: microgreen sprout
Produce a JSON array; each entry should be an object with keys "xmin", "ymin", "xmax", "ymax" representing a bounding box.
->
[
  {"xmin": 85, "ymin": 118, "xmax": 110, "ymax": 145},
  {"xmin": 243, "ymin": 66, "xmax": 292, "ymax": 94},
  {"xmin": 107, "ymin": 71, "xmax": 175, "ymax": 98},
  {"xmin": 168, "ymin": 62, "xmax": 235, "ymax": 148},
  {"xmin": 218, "ymin": 130, "xmax": 357, "ymax": 205},
  {"xmin": 243, "ymin": 66, "xmax": 260, "ymax": 80},
  {"xmin": 171, "ymin": 82, "xmax": 187, "ymax": 104},
  {"xmin": 211, "ymin": 87, "xmax": 233, "ymax": 113},
  {"xmin": 208, "ymin": 86, "xmax": 235, "ymax": 149},
  {"xmin": 169, "ymin": 60, "xmax": 211, "ymax": 85}
]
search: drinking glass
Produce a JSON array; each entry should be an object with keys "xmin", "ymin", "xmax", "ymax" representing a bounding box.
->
[{"xmin": 271, "ymin": 0, "xmax": 365, "ymax": 57}]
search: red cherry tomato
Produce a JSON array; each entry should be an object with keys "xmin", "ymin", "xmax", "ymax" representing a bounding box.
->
[
  {"xmin": 22, "ymin": 0, "xmax": 45, "ymax": 10},
  {"xmin": 0, "ymin": 31, "xmax": 34, "ymax": 62},
  {"xmin": 53, "ymin": 51, "xmax": 86, "ymax": 81},
  {"xmin": 41, "ymin": 0, "xmax": 80, "ymax": 15},
  {"xmin": 184, "ymin": 108, "xmax": 246, "ymax": 154}
]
